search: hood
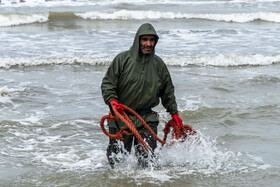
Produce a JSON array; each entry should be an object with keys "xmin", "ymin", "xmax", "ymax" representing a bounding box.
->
[{"xmin": 129, "ymin": 23, "xmax": 159, "ymax": 62}]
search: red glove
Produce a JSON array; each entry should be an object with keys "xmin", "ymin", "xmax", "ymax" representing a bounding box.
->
[
  {"xmin": 172, "ymin": 113, "xmax": 183, "ymax": 127},
  {"xmin": 110, "ymin": 99, "xmax": 124, "ymax": 113}
]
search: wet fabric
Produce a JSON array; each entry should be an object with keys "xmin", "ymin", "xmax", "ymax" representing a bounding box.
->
[
  {"xmin": 101, "ymin": 23, "xmax": 179, "ymax": 166},
  {"xmin": 101, "ymin": 23, "xmax": 178, "ymax": 120}
]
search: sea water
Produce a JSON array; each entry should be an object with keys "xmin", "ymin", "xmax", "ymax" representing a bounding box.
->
[{"xmin": 1, "ymin": 0, "xmax": 280, "ymax": 186}]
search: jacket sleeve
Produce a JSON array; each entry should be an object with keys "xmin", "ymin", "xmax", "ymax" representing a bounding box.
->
[
  {"xmin": 159, "ymin": 63, "xmax": 179, "ymax": 115},
  {"xmin": 101, "ymin": 56, "xmax": 121, "ymax": 105}
]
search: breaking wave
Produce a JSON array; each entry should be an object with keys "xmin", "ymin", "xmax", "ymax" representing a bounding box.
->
[
  {"xmin": 1, "ymin": 11, "xmax": 280, "ymax": 27},
  {"xmin": 0, "ymin": 86, "xmax": 25, "ymax": 104},
  {"xmin": 76, "ymin": 11, "xmax": 280, "ymax": 23},
  {"xmin": 0, "ymin": 57, "xmax": 112, "ymax": 68},
  {"xmin": 0, "ymin": 13, "xmax": 49, "ymax": 27},
  {"xmin": 2, "ymin": 0, "xmax": 280, "ymax": 7},
  {"xmin": 162, "ymin": 54, "xmax": 280, "ymax": 67},
  {"xmin": 0, "ymin": 54, "xmax": 279, "ymax": 68},
  {"xmin": 0, "ymin": 86, "xmax": 25, "ymax": 96}
]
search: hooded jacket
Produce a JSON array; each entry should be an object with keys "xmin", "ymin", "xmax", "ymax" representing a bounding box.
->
[{"xmin": 101, "ymin": 23, "xmax": 178, "ymax": 128}]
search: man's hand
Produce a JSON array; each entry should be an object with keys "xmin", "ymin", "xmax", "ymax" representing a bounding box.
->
[
  {"xmin": 172, "ymin": 113, "xmax": 183, "ymax": 127},
  {"xmin": 110, "ymin": 99, "xmax": 124, "ymax": 113}
]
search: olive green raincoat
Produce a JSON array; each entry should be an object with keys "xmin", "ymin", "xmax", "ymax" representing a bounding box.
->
[{"xmin": 101, "ymin": 23, "xmax": 178, "ymax": 128}]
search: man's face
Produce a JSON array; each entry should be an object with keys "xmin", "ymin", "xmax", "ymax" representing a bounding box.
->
[{"xmin": 140, "ymin": 35, "xmax": 156, "ymax": 55}]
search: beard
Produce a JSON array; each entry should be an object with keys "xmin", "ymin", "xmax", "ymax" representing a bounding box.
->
[{"xmin": 140, "ymin": 45, "xmax": 154, "ymax": 55}]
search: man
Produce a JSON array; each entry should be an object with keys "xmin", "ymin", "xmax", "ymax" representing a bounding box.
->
[{"xmin": 101, "ymin": 23, "xmax": 183, "ymax": 168}]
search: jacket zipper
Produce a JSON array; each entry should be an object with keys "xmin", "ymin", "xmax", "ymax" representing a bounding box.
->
[{"xmin": 142, "ymin": 57, "xmax": 146, "ymax": 73}]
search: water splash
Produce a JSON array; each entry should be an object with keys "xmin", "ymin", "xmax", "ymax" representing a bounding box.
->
[
  {"xmin": 17, "ymin": 120, "xmax": 270, "ymax": 184},
  {"xmin": 157, "ymin": 132, "xmax": 241, "ymax": 175},
  {"xmin": 106, "ymin": 131, "xmax": 242, "ymax": 176}
]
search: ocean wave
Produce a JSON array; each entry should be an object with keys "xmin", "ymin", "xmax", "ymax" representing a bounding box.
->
[
  {"xmin": 162, "ymin": 54, "xmax": 280, "ymax": 66},
  {"xmin": 0, "ymin": 86, "xmax": 25, "ymax": 96},
  {"xmin": 0, "ymin": 57, "xmax": 112, "ymax": 68},
  {"xmin": 1, "ymin": 54, "xmax": 279, "ymax": 68},
  {"xmin": 2, "ymin": 0, "xmax": 280, "ymax": 7},
  {"xmin": 1, "ymin": 11, "xmax": 279, "ymax": 27},
  {"xmin": 76, "ymin": 10, "xmax": 280, "ymax": 23},
  {"xmin": 0, "ymin": 13, "xmax": 49, "ymax": 27}
]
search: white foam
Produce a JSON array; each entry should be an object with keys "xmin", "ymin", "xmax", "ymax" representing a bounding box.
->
[
  {"xmin": 0, "ymin": 56, "xmax": 112, "ymax": 68},
  {"xmin": 3, "ymin": 0, "xmax": 279, "ymax": 7},
  {"xmin": 20, "ymin": 113, "xmax": 44, "ymax": 125},
  {"xmin": 12, "ymin": 123, "xmax": 269, "ymax": 181},
  {"xmin": 37, "ymin": 148, "xmax": 106, "ymax": 170},
  {"xmin": 0, "ymin": 13, "xmax": 49, "ymax": 27},
  {"xmin": 160, "ymin": 0, "xmax": 280, "ymax": 4},
  {"xmin": 0, "ymin": 0, "xmax": 221, "ymax": 7},
  {"xmin": 178, "ymin": 95, "xmax": 205, "ymax": 111},
  {"xmin": 0, "ymin": 86, "xmax": 25, "ymax": 95},
  {"xmin": 76, "ymin": 10, "xmax": 280, "ymax": 23},
  {"xmin": 0, "ymin": 96, "xmax": 14, "ymax": 104},
  {"xmin": 251, "ymin": 0, "xmax": 280, "ymax": 2},
  {"xmin": 162, "ymin": 54, "xmax": 280, "ymax": 66},
  {"xmin": 157, "ymin": 133, "xmax": 239, "ymax": 175},
  {"xmin": 105, "ymin": 130, "xmax": 268, "ymax": 181},
  {"xmin": 1, "ymin": 54, "xmax": 279, "ymax": 68},
  {"xmin": 0, "ymin": 0, "xmax": 81, "ymax": 7}
]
